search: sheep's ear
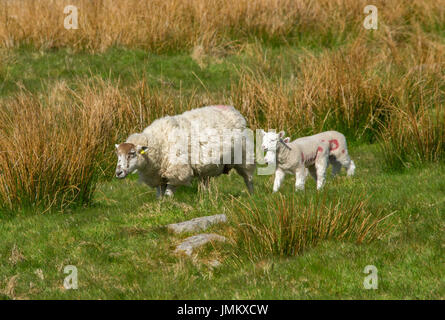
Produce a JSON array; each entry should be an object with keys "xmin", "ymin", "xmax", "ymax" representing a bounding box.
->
[
  {"xmin": 279, "ymin": 131, "xmax": 285, "ymax": 138},
  {"xmin": 283, "ymin": 137, "xmax": 290, "ymax": 143},
  {"xmin": 115, "ymin": 144, "xmax": 119, "ymax": 149},
  {"xmin": 136, "ymin": 145, "xmax": 149, "ymax": 155}
]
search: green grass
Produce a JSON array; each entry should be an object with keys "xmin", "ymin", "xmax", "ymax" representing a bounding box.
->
[{"xmin": 0, "ymin": 144, "xmax": 443, "ymax": 299}]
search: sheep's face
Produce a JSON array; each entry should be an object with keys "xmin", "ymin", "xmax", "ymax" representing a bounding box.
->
[
  {"xmin": 114, "ymin": 143, "xmax": 148, "ymax": 179},
  {"xmin": 261, "ymin": 131, "xmax": 279, "ymax": 164},
  {"xmin": 261, "ymin": 130, "xmax": 289, "ymax": 164}
]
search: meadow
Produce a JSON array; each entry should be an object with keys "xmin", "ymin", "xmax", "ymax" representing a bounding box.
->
[{"xmin": 0, "ymin": 0, "xmax": 444, "ymax": 299}]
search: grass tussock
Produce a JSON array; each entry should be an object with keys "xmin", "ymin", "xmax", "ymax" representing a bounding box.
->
[
  {"xmin": 0, "ymin": 0, "xmax": 444, "ymax": 52},
  {"xmin": 228, "ymin": 194, "xmax": 391, "ymax": 261},
  {"xmin": 0, "ymin": 80, "xmax": 129, "ymax": 211},
  {"xmin": 379, "ymin": 105, "xmax": 445, "ymax": 169}
]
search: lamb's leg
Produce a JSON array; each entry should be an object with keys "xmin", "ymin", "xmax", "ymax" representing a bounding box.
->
[
  {"xmin": 315, "ymin": 155, "xmax": 328, "ymax": 190},
  {"xmin": 273, "ymin": 168, "xmax": 285, "ymax": 192},
  {"xmin": 164, "ymin": 184, "xmax": 176, "ymax": 197},
  {"xmin": 308, "ymin": 165, "xmax": 317, "ymax": 182},
  {"xmin": 295, "ymin": 166, "xmax": 306, "ymax": 191},
  {"xmin": 330, "ymin": 159, "xmax": 342, "ymax": 177},
  {"xmin": 346, "ymin": 160, "xmax": 356, "ymax": 176},
  {"xmin": 338, "ymin": 154, "xmax": 355, "ymax": 176}
]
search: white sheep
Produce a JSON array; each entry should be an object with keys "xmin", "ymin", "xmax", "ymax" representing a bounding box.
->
[
  {"xmin": 261, "ymin": 130, "xmax": 355, "ymax": 192},
  {"xmin": 115, "ymin": 105, "xmax": 255, "ymax": 197}
]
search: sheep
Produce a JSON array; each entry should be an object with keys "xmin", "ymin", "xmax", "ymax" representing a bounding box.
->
[
  {"xmin": 114, "ymin": 105, "xmax": 255, "ymax": 197},
  {"xmin": 261, "ymin": 130, "xmax": 355, "ymax": 192}
]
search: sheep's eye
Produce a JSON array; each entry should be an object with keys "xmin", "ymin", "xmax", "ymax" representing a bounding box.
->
[{"xmin": 129, "ymin": 152, "xmax": 136, "ymax": 157}]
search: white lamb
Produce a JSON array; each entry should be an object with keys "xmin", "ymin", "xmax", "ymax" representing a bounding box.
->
[
  {"xmin": 261, "ymin": 130, "xmax": 355, "ymax": 192},
  {"xmin": 114, "ymin": 105, "xmax": 255, "ymax": 197}
]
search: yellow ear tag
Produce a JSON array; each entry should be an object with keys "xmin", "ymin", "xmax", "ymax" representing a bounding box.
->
[{"xmin": 140, "ymin": 150, "xmax": 145, "ymax": 155}]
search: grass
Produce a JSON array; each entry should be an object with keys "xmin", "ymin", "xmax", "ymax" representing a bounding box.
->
[
  {"xmin": 0, "ymin": 0, "xmax": 444, "ymax": 299},
  {"xmin": 0, "ymin": 145, "xmax": 443, "ymax": 299}
]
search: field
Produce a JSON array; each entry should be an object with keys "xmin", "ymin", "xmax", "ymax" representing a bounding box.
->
[{"xmin": 0, "ymin": 0, "xmax": 444, "ymax": 299}]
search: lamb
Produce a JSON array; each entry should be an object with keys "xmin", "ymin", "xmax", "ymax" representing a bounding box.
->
[
  {"xmin": 114, "ymin": 105, "xmax": 255, "ymax": 197},
  {"xmin": 261, "ymin": 130, "xmax": 355, "ymax": 192}
]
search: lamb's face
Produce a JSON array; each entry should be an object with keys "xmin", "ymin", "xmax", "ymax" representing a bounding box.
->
[
  {"xmin": 261, "ymin": 131, "xmax": 280, "ymax": 164},
  {"xmin": 114, "ymin": 143, "xmax": 148, "ymax": 179}
]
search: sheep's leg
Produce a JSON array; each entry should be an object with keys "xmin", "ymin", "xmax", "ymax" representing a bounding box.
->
[
  {"xmin": 199, "ymin": 176, "xmax": 211, "ymax": 191},
  {"xmin": 295, "ymin": 166, "xmax": 306, "ymax": 191},
  {"xmin": 156, "ymin": 186, "xmax": 162, "ymax": 198},
  {"xmin": 315, "ymin": 156, "xmax": 328, "ymax": 190},
  {"xmin": 273, "ymin": 169, "xmax": 285, "ymax": 192},
  {"xmin": 235, "ymin": 165, "xmax": 254, "ymax": 194},
  {"xmin": 164, "ymin": 184, "xmax": 176, "ymax": 197},
  {"xmin": 156, "ymin": 184, "xmax": 167, "ymax": 198}
]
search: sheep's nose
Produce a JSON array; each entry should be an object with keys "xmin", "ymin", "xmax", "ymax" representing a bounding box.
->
[{"xmin": 115, "ymin": 170, "xmax": 125, "ymax": 178}]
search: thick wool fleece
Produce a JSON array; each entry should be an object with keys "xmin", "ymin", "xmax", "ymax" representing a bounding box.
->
[{"xmin": 126, "ymin": 105, "xmax": 254, "ymax": 191}]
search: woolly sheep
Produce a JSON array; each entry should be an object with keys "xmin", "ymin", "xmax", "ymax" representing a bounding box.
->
[
  {"xmin": 261, "ymin": 130, "xmax": 355, "ymax": 192},
  {"xmin": 115, "ymin": 105, "xmax": 255, "ymax": 197}
]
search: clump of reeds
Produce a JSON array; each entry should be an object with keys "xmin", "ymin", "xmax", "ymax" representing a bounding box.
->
[
  {"xmin": 228, "ymin": 193, "xmax": 392, "ymax": 261},
  {"xmin": 0, "ymin": 80, "xmax": 130, "ymax": 211}
]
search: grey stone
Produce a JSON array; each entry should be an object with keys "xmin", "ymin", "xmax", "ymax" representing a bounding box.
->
[
  {"xmin": 167, "ymin": 214, "xmax": 227, "ymax": 234},
  {"xmin": 174, "ymin": 233, "xmax": 227, "ymax": 256},
  {"xmin": 208, "ymin": 259, "xmax": 222, "ymax": 268}
]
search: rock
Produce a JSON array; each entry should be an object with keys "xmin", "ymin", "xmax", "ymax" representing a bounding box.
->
[
  {"xmin": 208, "ymin": 259, "xmax": 222, "ymax": 268},
  {"xmin": 167, "ymin": 214, "xmax": 227, "ymax": 234},
  {"xmin": 174, "ymin": 233, "xmax": 227, "ymax": 256}
]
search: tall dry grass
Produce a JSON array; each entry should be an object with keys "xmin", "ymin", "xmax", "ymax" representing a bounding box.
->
[
  {"xmin": 0, "ymin": 80, "xmax": 124, "ymax": 210},
  {"xmin": 232, "ymin": 28, "xmax": 445, "ymax": 151},
  {"xmin": 0, "ymin": 0, "xmax": 444, "ymax": 52}
]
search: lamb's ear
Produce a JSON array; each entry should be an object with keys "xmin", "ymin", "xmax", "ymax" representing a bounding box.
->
[
  {"xmin": 136, "ymin": 145, "xmax": 149, "ymax": 155},
  {"xmin": 283, "ymin": 137, "xmax": 290, "ymax": 143},
  {"xmin": 259, "ymin": 129, "xmax": 265, "ymax": 136},
  {"xmin": 115, "ymin": 144, "xmax": 119, "ymax": 149},
  {"xmin": 278, "ymin": 131, "xmax": 286, "ymax": 138}
]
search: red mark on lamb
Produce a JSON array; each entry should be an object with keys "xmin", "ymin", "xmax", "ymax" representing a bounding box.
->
[
  {"xmin": 301, "ymin": 152, "xmax": 305, "ymax": 163},
  {"xmin": 329, "ymin": 139, "xmax": 339, "ymax": 151},
  {"xmin": 317, "ymin": 147, "xmax": 323, "ymax": 153},
  {"xmin": 321, "ymin": 139, "xmax": 325, "ymax": 142},
  {"xmin": 342, "ymin": 149, "xmax": 345, "ymax": 154}
]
